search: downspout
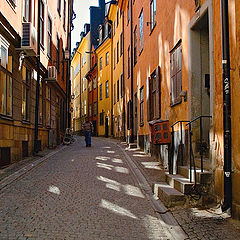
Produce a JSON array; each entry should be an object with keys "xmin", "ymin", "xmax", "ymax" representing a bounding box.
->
[
  {"xmin": 34, "ymin": 0, "xmax": 41, "ymax": 154},
  {"xmin": 122, "ymin": 10, "xmax": 126, "ymax": 140},
  {"xmin": 220, "ymin": 0, "xmax": 232, "ymax": 213},
  {"xmin": 66, "ymin": 0, "xmax": 73, "ymax": 129},
  {"xmin": 130, "ymin": 0, "xmax": 134, "ymax": 143}
]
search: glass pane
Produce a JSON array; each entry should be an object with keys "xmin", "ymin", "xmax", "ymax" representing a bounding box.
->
[
  {"xmin": 0, "ymin": 72, "xmax": 6, "ymax": 114},
  {"xmin": 22, "ymin": 85, "xmax": 26, "ymax": 118},
  {"xmin": 6, "ymin": 76, "xmax": 12, "ymax": 116},
  {"xmin": 1, "ymin": 46, "xmax": 7, "ymax": 68}
]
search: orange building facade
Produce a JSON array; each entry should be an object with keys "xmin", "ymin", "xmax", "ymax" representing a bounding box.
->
[
  {"xmin": 0, "ymin": 0, "xmax": 71, "ymax": 165},
  {"xmin": 117, "ymin": 0, "xmax": 240, "ymax": 219}
]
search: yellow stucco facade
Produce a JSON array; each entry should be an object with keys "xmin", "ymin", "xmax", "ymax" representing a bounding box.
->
[
  {"xmin": 96, "ymin": 37, "xmax": 112, "ymax": 137},
  {"xmin": 71, "ymin": 31, "xmax": 91, "ymax": 133},
  {"xmin": 108, "ymin": 5, "xmax": 125, "ymax": 139}
]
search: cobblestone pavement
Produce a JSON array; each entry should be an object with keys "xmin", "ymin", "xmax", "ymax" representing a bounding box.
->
[
  {"xmin": 119, "ymin": 143, "xmax": 240, "ymax": 240},
  {"xmin": 0, "ymin": 136, "xmax": 175, "ymax": 240}
]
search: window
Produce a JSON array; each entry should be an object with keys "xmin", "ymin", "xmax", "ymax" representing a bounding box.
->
[
  {"xmin": 127, "ymin": 1, "xmax": 130, "ymax": 24},
  {"xmin": 105, "ymin": 81, "xmax": 109, "ymax": 98},
  {"xmin": 114, "ymin": 84, "xmax": 116, "ymax": 104},
  {"xmin": 140, "ymin": 87, "xmax": 144, "ymax": 125},
  {"xmin": 57, "ymin": 0, "xmax": 61, "ymax": 15},
  {"xmin": 93, "ymin": 102, "xmax": 97, "ymax": 116},
  {"xmin": 114, "ymin": 48, "xmax": 116, "ymax": 69},
  {"xmin": 89, "ymin": 80, "xmax": 92, "ymax": 92},
  {"xmin": 117, "ymin": 9, "xmax": 119, "ymax": 26},
  {"xmin": 56, "ymin": 36, "xmax": 60, "ymax": 72},
  {"xmin": 89, "ymin": 104, "xmax": 92, "ymax": 117},
  {"xmin": 22, "ymin": 66, "xmax": 31, "ymax": 121},
  {"xmin": 106, "ymin": 52, "xmax": 109, "ymax": 66},
  {"xmin": 0, "ymin": 37, "xmax": 12, "ymax": 117},
  {"xmin": 46, "ymin": 85, "xmax": 51, "ymax": 126},
  {"xmin": 99, "ymin": 84, "xmax": 102, "ymax": 100},
  {"xmin": 63, "ymin": 0, "xmax": 66, "ymax": 30},
  {"xmin": 93, "ymin": 77, "xmax": 97, "ymax": 89},
  {"xmin": 127, "ymin": 46, "xmax": 130, "ymax": 78},
  {"xmin": 47, "ymin": 16, "xmax": 52, "ymax": 58},
  {"xmin": 120, "ymin": 32, "xmax": 123, "ymax": 56},
  {"xmin": 120, "ymin": 74, "xmax": 124, "ymax": 98},
  {"xmin": 23, "ymin": 0, "xmax": 31, "ymax": 22},
  {"xmin": 84, "ymin": 52, "xmax": 86, "ymax": 64},
  {"xmin": 147, "ymin": 66, "xmax": 161, "ymax": 121},
  {"xmin": 100, "ymin": 111, "xmax": 104, "ymax": 125},
  {"xmin": 170, "ymin": 44, "xmax": 182, "ymax": 105},
  {"xmin": 62, "ymin": 49, "xmax": 65, "ymax": 81},
  {"xmin": 117, "ymin": 79, "xmax": 119, "ymax": 102},
  {"xmin": 117, "ymin": 41, "xmax": 119, "ymax": 63},
  {"xmin": 40, "ymin": 0, "xmax": 44, "ymax": 46},
  {"xmin": 84, "ymin": 100, "xmax": 86, "ymax": 115},
  {"xmin": 150, "ymin": 0, "xmax": 157, "ymax": 31},
  {"xmin": 134, "ymin": 26, "xmax": 137, "ymax": 65},
  {"xmin": 99, "ymin": 57, "xmax": 103, "ymax": 70},
  {"xmin": 39, "ymin": 78, "xmax": 43, "ymax": 124},
  {"xmin": 139, "ymin": 10, "xmax": 143, "ymax": 53}
]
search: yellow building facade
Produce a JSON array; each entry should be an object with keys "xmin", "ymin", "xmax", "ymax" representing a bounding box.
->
[
  {"xmin": 71, "ymin": 29, "xmax": 91, "ymax": 133},
  {"xmin": 108, "ymin": 4, "xmax": 125, "ymax": 139},
  {"xmin": 96, "ymin": 36, "xmax": 112, "ymax": 137}
]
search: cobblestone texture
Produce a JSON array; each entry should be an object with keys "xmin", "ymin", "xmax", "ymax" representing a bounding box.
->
[
  {"xmin": 117, "ymin": 142, "xmax": 240, "ymax": 240},
  {"xmin": 0, "ymin": 137, "xmax": 170, "ymax": 240}
]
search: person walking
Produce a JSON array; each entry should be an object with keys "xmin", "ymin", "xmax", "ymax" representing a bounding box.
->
[{"xmin": 82, "ymin": 117, "xmax": 93, "ymax": 147}]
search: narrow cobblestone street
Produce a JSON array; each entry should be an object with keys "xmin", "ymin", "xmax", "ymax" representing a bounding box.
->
[
  {"xmin": 0, "ymin": 137, "xmax": 177, "ymax": 240},
  {"xmin": 0, "ymin": 137, "xmax": 240, "ymax": 240}
]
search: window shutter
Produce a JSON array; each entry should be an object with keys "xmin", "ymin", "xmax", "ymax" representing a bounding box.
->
[
  {"xmin": 147, "ymin": 77, "xmax": 151, "ymax": 122},
  {"xmin": 155, "ymin": 66, "xmax": 161, "ymax": 119}
]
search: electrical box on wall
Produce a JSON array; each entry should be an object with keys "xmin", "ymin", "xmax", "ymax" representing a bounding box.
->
[{"xmin": 150, "ymin": 120, "xmax": 171, "ymax": 145}]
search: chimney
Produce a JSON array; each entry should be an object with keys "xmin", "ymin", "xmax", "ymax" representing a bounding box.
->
[{"xmin": 99, "ymin": 0, "xmax": 105, "ymax": 9}]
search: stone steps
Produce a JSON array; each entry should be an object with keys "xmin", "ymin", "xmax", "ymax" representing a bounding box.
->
[
  {"xmin": 178, "ymin": 166, "xmax": 212, "ymax": 184},
  {"xmin": 153, "ymin": 182, "xmax": 185, "ymax": 208}
]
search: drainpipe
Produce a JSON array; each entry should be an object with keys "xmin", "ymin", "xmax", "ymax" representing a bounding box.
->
[
  {"xmin": 34, "ymin": 0, "xmax": 41, "ymax": 154},
  {"xmin": 122, "ymin": 10, "xmax": 126, "ymax": 140},
  {"xmin": 220, "ymin": 0, "xmax": 232, "ymax": 213},
  {"xmin": 130, "ymin": 0, "xmax": 134, "ymax": 143},
  {"xmin": 66, "ymin": 0, "xmax": 73, "ymax": 129}
]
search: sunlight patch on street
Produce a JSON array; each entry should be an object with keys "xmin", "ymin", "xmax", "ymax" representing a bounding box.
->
[
  {"xmin": 112, "ymin": 158, "xmax": 123, "ymax": 164},
  {"xmin": 48, "ymin": 185, "xmax": 61, "ymax": 195},
  {"xmin": 96, "ymin": 156, "xmax": 111, "ymax": 161},
  {"xmin": 115, "ymin": 166, "xmax": 129, "ymax": 174},
  {"xmin": 97, "ymin": 162, "xmax": 114, "ymax": 170},
  {"xmin": 123, "ymin": 185, "xmax": 145, "ymax": 198},
  {"xmin": 100, "ymin": 199, "xmax": 138, "ymax": 219},
  {"xmin": 97, "ymin": 176, "xmax": 121, "ymax": 186},
  {"xmin": 106, "ymin": 183, "xmax": 121, "ymax": 191},
  {"xmin": 141, "ymin": 162, "xmax": 162, "ymax": 170}
]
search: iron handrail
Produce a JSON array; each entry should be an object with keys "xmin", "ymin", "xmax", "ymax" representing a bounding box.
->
[
  {"xmin": 170, "ymin": 120, "xmax": 190, "ymax": 174},
  {"xmin": 186, "ymin": 115, "xmax": 212, "ymax": 126},
  {"xmin": 186, "ymin": 115, "xmax": 212, "ymax": 184}
]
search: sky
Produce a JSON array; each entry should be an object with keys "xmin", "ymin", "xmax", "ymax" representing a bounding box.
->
[{"xmin": 71, "ymin": 0, "xmax": 99, "ymax": 51}]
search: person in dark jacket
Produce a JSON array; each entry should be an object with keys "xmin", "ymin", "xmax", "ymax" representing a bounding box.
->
[{"xmin": 82, "ymin": 117, "xmax": 93, "ymax": 147}]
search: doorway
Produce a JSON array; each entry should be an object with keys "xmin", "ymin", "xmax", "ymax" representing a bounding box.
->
[
  {"xmin": 105, "ymin": 116, "xmax": 109, "ymax": 138},
  {"xmin": 134, "ymin": 92, "xmax": 138, "ymax": 140},
  {"xmin": 190, "ymin": 7, "xmax": 213, "ymax": 164}
]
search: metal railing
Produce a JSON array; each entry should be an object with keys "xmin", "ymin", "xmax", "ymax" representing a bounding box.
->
[
  {"xmin": 170, "ymin": 120, "xmax": 189, "ymax": 174},
  {"xmin": 186, "ymin": 116, "xmax": 212, "ymax": 183}
]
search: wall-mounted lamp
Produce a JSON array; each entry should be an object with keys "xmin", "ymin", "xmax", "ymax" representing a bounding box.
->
[{"xmin": 179, "ymin": 90, "xmax": 187, "ymax": 102}]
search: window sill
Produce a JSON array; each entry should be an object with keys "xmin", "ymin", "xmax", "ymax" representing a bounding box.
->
[
  {"xmin": 139, "ymin": 48, "xmax": 143, "ymax": 57},
  {"xmin": 149, "ymin": 24, "xmax": 156, "ymax": 36},
  {"xmin": 0, "ymin": 115, "xmax": 13, "ymax": 121},
  {"xmin": 140, "ymin": 122, "xmax": 144, "ymax": 127},
  {"xmin": 171, "ymin": 98, "xmax": 182, "ymax": 107},
  {"xmin": 21, "ymin": 120, "xmax": 30, "ymax": 125},
  {"xmin": 40, "ymin": 43, "xmax": 45, "ymax": 51}
]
